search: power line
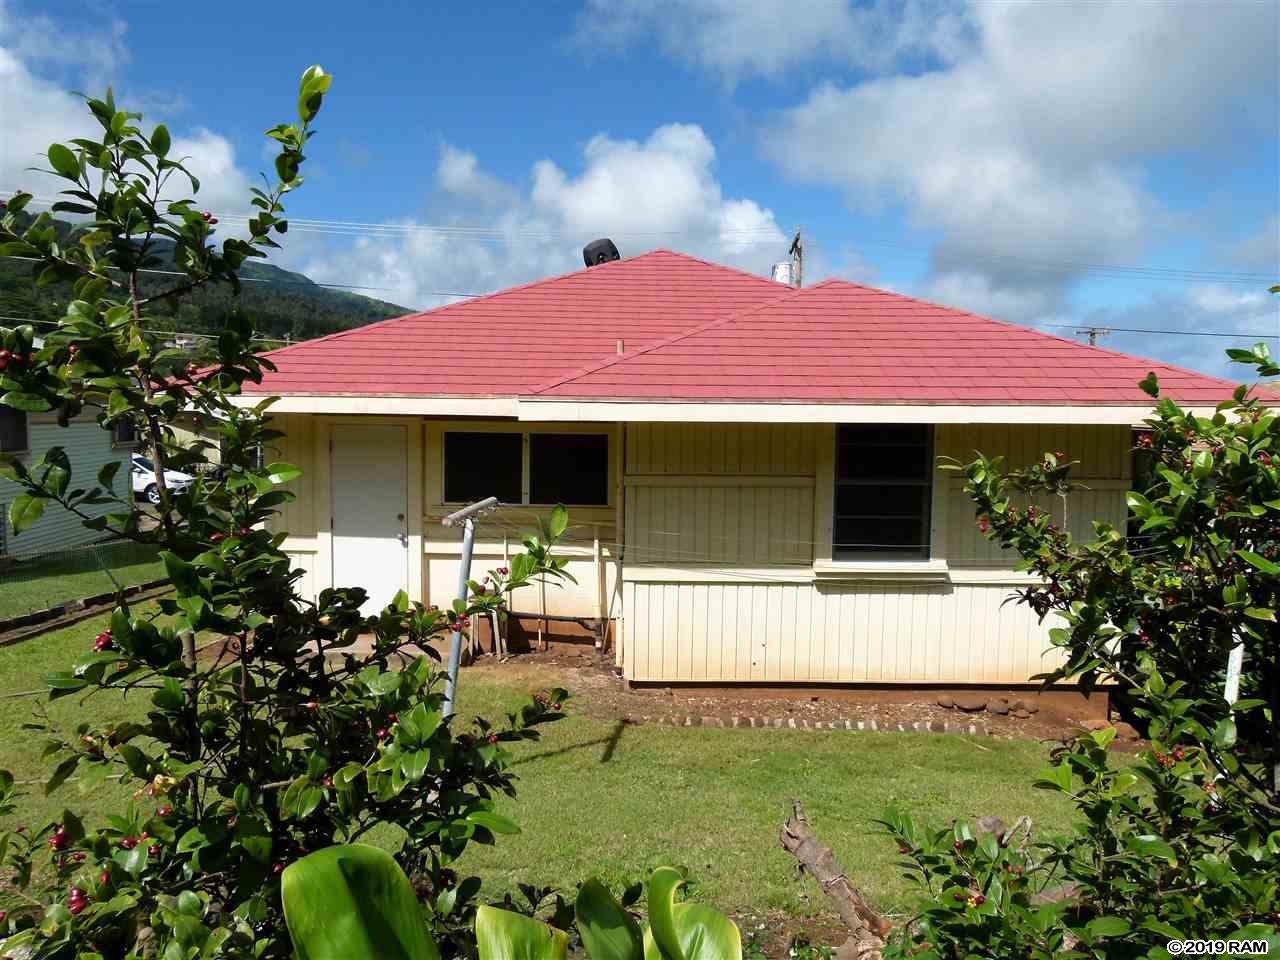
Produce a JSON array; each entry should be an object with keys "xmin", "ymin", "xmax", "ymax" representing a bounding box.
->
[
  {"xmin": 10, "ymin": 192, "xmax": 1276, "ymax": 286},
  {"xmin": 1041, "ymin": 321, "xmax": 1280, "ymax": 340}
]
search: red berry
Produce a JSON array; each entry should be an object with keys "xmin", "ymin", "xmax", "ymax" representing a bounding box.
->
[
  {"xmin": 376, "ymin": 728, "xmax": 388, "ymax": 740},
  {"xmin": 321, "ymin": 777, "xmax": 333, "ymax": 788},
  {"xmin": 226, "ymin": 815, "xmax": 237, "ymax": 828},
  {"xmin": 272, "ymin": 862, "xmax": 285, "ymax": 875},
  {"xmin": 49, "ymin": 828, "xmax": 68, "ymax": 851},
  {"xmin": 0, "ymin": 910, "xmax": 7, "ymax": 923},
  {"xmin": 898, "ymin": 846, "xmax": 909, "ymax": 854},
  {"xmin": 148, "ymin": 844, "xmax": 161, "ymax": 856},
  {"xmin": 72, "ymin": 851, "xmax": 86, "ymax": 862},
  {"xmin": 487, "ymin": 734, "xmax": 498, "ymax": 745},
  {"xmin": 386, "ymin": 712, "xmax": 398, "ymax": 724},
  {"xmin": 210, "ymin": 532, "xmax": 224, "ymax": 543},
  {"xmin": 953, "ymin": 840, "xmax": 962, "ymax": 849},
  {"xmin": 118, "ymin": 836, "xmax": 137, "ymax": 850},
  {"xmin": 98, "ymin": 870, "xmax": 110, "ymax": 886},
  {"xmin": 238, "ymin": 527, "xmax": 250, "ymax": 536},
  {"xmin": 304, "ymin": 701, "xmax": 318, "ymax": 710},
  {"xmin": 974, "ymin": 894, "xmax": 986, "ymax": 905},
  {"xmin": 156, "ymin": 804, "xmax": 173, "ymax": 817}
]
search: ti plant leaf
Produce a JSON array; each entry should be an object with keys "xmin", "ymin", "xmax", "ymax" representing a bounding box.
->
[
  {"xmin": 643, "ymin": 867, "xmax": 742, "ymax": 960},
  {"xmin": 281, "ymin": 844, "xmax": 439, "ymax": 960},
  {"xmin": 576, "ymin": 878, "xmax": 644, "ymax": 960},
  {"xmin": 475, "ymin": 904, "xmax": 569, "ymax": 960}
]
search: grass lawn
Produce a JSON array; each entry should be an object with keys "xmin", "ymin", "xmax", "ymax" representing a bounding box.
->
[
  {"xmin": 0, "ymin": 545, "xmax": 166, "ymax": 620},
  {"xmin": 0, "ymin": 612, "xmax": 1076, "ymax": 919}
]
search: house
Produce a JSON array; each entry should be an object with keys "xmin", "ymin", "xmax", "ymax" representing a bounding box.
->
[
  {"xmin": 0, "ymin": 405, "xmax": 136, "ymax": 559},
  {"xmin": 239, "ymin": 250, "xmax": 1238, "ymax": 686}
]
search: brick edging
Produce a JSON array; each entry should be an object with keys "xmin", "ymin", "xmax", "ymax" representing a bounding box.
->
[
  {"xmin": 638, "ymin": 715, "xmax": 990, "ymax": 736},
  {"xmin": 0, "ymin": 579, "xmax": 172, "ymax": 646}
]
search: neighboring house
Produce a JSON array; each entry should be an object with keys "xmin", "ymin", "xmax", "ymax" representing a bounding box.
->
[
  {"xmin": 0, "ymin": 406, "xmax": 136, "ymax": 559},
  {"xmin": 238, "ymin": 250, "xmax": 1239, "ymax": 687}
]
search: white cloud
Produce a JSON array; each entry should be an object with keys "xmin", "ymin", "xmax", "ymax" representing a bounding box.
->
[
  {"xmin": 760, "ymin": 0, "xmax": 1277, "ymax": 321},
  {"xmin": 574, "ymin": 0, "xmax": 973, "ymax": 81},
  {"xmin": 298, "ymin": 124, "xmax": 788, "ymax": 310},
  {"xmin": 1229, "ymin": 215, "xmax": 1280, "ymax": 273},
  {"xmin": 0, "ymin": 5, "xmax": 262, "ymax": 244}
]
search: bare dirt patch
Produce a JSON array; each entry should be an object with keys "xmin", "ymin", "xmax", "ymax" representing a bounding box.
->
[{"xmin": 461, "ymin": 640, "xmax": 1111, "ymax": 744}]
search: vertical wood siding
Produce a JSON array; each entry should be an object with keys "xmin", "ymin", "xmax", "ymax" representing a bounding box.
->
[
  {"xmin": 623, "ymin": 579, "xmax": 1067, "ymax": 684},
  {"xmin": 624, "ymin": 481, "xmax": 813, "ymax": 564},
  {"xmin": 626, "ymin": 423, "xmax": 819, "ymax": 475},
  {"xmin": 266, "ymin": 414, "xmax": 319, "ymax": 538}
]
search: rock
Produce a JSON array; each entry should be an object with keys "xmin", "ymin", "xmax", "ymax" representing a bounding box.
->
[
  {"xmin": 954, "ymin": 694, "xmax": 988, "ymax": 712},
  {"xmin": 936, "ymin": 693, "xmax": 955, "ymax": 709},
  {"xmin": 988, "ymin": 697, "xmax": 1011, "ymax": 715},
  {"xmin": 1011, "ymin": 697, "xmax": 1040, "ymax": 714},
  {"xmin": 1011, "ymin": 708, "xmax": 1032, "ymax": 719},
  {"xmin": 1113, "ymin": 721, "xmax": 1141, "ymax": 741},
  {"xmin": 1083, "ymin": 718, "xmax": 1110, "ymax": 731}
]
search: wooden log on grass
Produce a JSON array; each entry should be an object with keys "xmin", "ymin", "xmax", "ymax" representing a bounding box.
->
[{"xmin": 780, "ymin": 800, "xmax": 890, "ymax": 959}]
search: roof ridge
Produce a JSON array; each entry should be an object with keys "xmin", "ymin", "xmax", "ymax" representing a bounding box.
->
[
  {"xmin": 816, "ymin": 278, "xmax": 1241, "ymax": 388},
  {"xmin": 258, "ymin": 248, "xmax": 689, "ymax": 360},
  {"xmin": 528, "ymin": 280, "xmax": 810, "ymax": 395}
]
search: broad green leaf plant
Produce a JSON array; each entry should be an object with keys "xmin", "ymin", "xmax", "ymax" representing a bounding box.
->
[
  {"xmin": 880, "ymin": 347, "xmax": 1280, "ymax": 958},
  {"xmin": 281, "ymin": 845, "xmax": 743, "ymax": 960},
  {"xmin": 0, "ymin": 70, "xmax": 571, "ymax": 960}
]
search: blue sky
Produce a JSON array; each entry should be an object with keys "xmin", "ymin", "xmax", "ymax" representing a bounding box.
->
[{"xmin": 2, "ymin": 0, "xmax": 1277, "ymax": 377}]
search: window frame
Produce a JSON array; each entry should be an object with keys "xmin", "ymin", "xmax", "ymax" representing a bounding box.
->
[
  {"xmin": 0, "ymin": 407, "xmax": 29, "ymax": 455},
  {"xmin": 441, "ymin": 429, "xmax": 611, "ymax": 508},
  {"xmin": 831, "ymin": 424, "xmax": 935, "ymax": 562}
]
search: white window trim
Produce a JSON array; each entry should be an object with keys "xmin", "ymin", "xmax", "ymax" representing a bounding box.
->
[{"xmin": 812, "ymin": 558, "xmax": 950, "ymax": 583}]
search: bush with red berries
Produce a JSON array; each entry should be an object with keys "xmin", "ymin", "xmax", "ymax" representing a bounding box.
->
[
  {"xmin": 880, "ymin": 347, "xmax": 1280, "ymax": 956},
  {"xmin": 0, "ymin": 71, "xmax": 573, "ymax": 960}
]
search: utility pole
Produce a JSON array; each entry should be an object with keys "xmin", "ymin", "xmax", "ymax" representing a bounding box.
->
[
  {"xmin": 440, "ymin": 496, "xmax": 501, "ymax": 718},
  {"xmin": 1075, "ymin": 326, "xmax": 1112, "ymax": 346},
  {"xmin": 789, "ymin": 227, "xmax": 803, "ymax": 288}
]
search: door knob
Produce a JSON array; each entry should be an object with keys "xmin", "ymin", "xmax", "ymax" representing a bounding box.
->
[{"xmin": 397, "ymin": 513, "xmax": 405, "ymax": 521}]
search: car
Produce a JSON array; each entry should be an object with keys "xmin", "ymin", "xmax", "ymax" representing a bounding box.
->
[{"xmin": 131, "ymin": 453, "xmax": 196, "ymax": 505}]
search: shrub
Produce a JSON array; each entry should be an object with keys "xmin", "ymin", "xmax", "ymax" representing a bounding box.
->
[
  {"xmin": 881, "ymin": 347, "xmax": 1280, "ymax": 957},
  {"xmin": 0, "ymin": 68, "xmax": 570, "ymax": 960}
]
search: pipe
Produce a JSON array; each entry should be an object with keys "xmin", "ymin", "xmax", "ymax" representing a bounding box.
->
[{"xmin": 443, "ymin": 515, "xmax": 477, "ymax": 718}]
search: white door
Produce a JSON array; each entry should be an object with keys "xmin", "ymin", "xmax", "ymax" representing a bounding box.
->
[{"xmin": 331, "ymin": 423, "xmax": 408, "ymax": 615}]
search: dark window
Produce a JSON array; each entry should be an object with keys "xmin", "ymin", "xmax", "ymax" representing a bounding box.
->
[
  {"xmin": 834, "ymin": 424, "xmax": 932, "ymax": 560},
  {"xmin": 530, "ymin": 434, "xmax": 609, "ymax": 505},
  {"xmin": 113, "ymin": 419, "xmax": 138, "ymax": 446},
  {"xmin": 0, "ymin": 408, "xmax": 28, "ymax": 453},
  {"xmin": 444, "ymin": 432, "xmax": 522, "ymax": 504}
]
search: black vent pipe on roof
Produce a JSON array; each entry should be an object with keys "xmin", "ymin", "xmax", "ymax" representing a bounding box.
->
[{"xmin": 583, "ymin": 238, "xmax": 621, "ymax": 267}]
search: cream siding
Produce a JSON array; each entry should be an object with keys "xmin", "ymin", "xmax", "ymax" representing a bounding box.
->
[
  {"xmin": 269, "ymin": 414, "xmax": 1132, "ymax": 685},
  {"xmin": 270, "ymin": 415, "xmax": 620, "ymax": 624},
  {"xmin": 623, "ymin": 421, "xmax": 1133, "ymax": 685},
  {"xmin": 0, "ymin": 414, "xmax": 133, "ymax": 558}
]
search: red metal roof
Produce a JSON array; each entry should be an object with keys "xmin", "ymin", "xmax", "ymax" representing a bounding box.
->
[{"xmin": 248, "ymin": 250, "xmax": 1239, "ymax": 406}]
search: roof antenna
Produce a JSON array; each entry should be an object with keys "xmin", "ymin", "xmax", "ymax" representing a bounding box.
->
[{"xmin": 788, "ymin": 227, "xmax": 803, "ymax": 288}]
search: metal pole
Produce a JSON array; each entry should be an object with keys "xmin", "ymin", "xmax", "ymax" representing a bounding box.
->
[
  {"xmin": 440, "ymin": 496, "xmax": 499, "ymax": 719},
  {"xmin": 443, "ymin": 517, "xmax": 475, "ymax": 718}
]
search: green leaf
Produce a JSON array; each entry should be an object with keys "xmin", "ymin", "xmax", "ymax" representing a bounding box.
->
[
  {"xmin": 475, "ymin": 905, "xmax": 567, "ymax": 960},
  {"xmin": 47, "ymin": 143, "xmax": 80, "ymax": 180},
  {"xmin": 1032, "ymin": 763, "xmax": 1072, "ymax": 793},
  {"xmin": 282, "ymin": 844, "xmax": 440, "ymax": 960},
  {"xmin": 1214, "ymin": 717, "xmax": 1238, "ymax": 749},
  {"xmin": 161, "ymin": 551, "xmax": 201, "ymax": 596},
  {"xmin": 1138, "ymin": 372, "xmax": 1160, "ymax": 397},
  {"xmin": 97, "ymin": 460, "xmax": 121, "ymax": 489},
  {"xmin": 151, "ymin": 124, "xmax": 171, "ymax": 158},
  {"xmin": 1245, "ymin": 607, "xmax": 1277, "ymax": 622},
  {"xmin": 265, "ymin": 461, "xmax": 302, "ymax": 484},
  {"xmin": 1, "ymin": 391, "xmax": 52, "ymax": 412},
  {"xmin": 465, "ymin": 811, "xmax": 520, "ymax": 835},
  {"xmin": 10, "ymin": 494, "xmax": 46, "ymax": 535},
  {"xmin": 549, "ymin": 504, "xmax": 569, "ymax": 540},
  {"xmin": 45, "ymin": 755, "xmax": 80, "ymax": 795},
  {"xmin": 1237, "ymin": 550, "xmax": 1280, "ymax": 575},
  {"xmin": 576, "ymin": 878, "xmax": 644, "ymax": 960},
  {"xmin": 1126, "ymin": 834, "xmax": 1176, "ymax": 864},
  {"xmin": 1085, "ymin": 916, "xmax": 1130, "ymax": 939}
]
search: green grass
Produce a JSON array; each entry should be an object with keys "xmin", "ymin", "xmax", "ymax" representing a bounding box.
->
[
  {"xmin": 0, "ymin": 614, "xmax": 1076, "ymax": 918},
  {"xmin": 0, "ymin": 546, "xmax": 166, "ymax": 620}
]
